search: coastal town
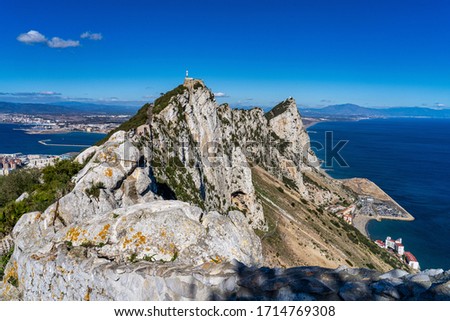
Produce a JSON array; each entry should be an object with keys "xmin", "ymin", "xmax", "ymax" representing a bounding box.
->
[
  {"xmin": 327, "ymin": 195, "xmax": 413, "ymax": 230},
  {"xmin": 0, "ymin": 152, "xmax": 76, "ymax": 175},
  {"xmin": 327, "ymin": 193, "xmax": 420, "ymax": 271},
  {"xmin": 0, "ymin": 113, "xmax": 130, "ymax": 134},
  {"xmin": 0, "ymin": 112, "xmax": 127, "ymax": 175}
]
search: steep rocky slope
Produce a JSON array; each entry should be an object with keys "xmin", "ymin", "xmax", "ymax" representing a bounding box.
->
[{"xmin": 1, "ymin": 78, "xmax": 423, "ymax": 300}]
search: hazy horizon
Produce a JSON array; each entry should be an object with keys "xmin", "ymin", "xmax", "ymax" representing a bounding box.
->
[{"xmin": 1, "ymin": 0, "xmax": 450, "ymax": 108}]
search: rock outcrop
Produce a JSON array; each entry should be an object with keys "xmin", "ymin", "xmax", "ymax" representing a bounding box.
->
[
  {"xmin": 0, "ymin": 123, "xmax": 262, "ymax": 299},
  {"xmin": 2, "ymin": 259, "xmax": 449, "ymax": 300},
  {"xmin": 0, "ymin": 78, "xmax": 432, "ymax": 301},
  {"xmin": 1, "ymin": 79, "xmax": 279, "ymax": 300},
  {"xmin": 147, "ymin": 79, "xmax": 319, "ymax": 229}
]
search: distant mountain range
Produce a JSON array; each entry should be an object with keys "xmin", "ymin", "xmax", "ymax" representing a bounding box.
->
[
  {"xmin": 301, "ymin": 104, "xmax": 450, "ymax": 119},
  {"xmin": 2, "ymin": 100, "xmax": 450, "ymax": 119},
  {"xmin": 0, "ymin": 101, "xmax": 139, "ymax": 115}
]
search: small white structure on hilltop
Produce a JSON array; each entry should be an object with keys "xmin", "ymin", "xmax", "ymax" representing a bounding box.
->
[
  {"xmin": 183, "ymin": 70, "xmax": 205, "ymax": 90},
  {"xmin": 385, "ymin": 236, "xmax": 404, "ymax": 255},
  {"xmin": 185, "ymin": 69, "xmax": 193, "ymax": 82}
]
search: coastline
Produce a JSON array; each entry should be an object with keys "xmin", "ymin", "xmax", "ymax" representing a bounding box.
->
[
  {"xmin": 341, "ymin": 177, "xmax": 415, "ymax": 237},
  {"xmin": 0, "ymin": 123, "xmax": 105, "ymax": 155},
  {"xmin": 352, "ymin": 215, "xmax": 373, "ymax": 237},
  {"xmin": 303, "ymin": 117, "xmax": 324, "ymax": 129},
  {"xmin": 38, "ymin": 139, "xmax": 91, "ymax": 148},
  {"xmin": 25, "ymin": 129, "xmax": 107, "ymax": 135},
  {"xmin": 304, "ymin": 115, "xmax": 386, "ymax": 129},
  {"xmin": 307, "ymin": 120, "xmax": 416, "ymax": 240},
  {"xmin": 353, "ymin": 212, "xmax": 414, "ymax": 238}
]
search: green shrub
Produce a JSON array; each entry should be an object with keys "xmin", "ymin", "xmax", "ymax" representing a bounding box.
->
[
  {"xmin": 153, "ymin": 85, "xmax": 186, "ymax": 114},
  {"xmin": 0, "ymin": 159, "xmax": 83, "ymax": 235},
  {"xmin": 85, "ymin": 182, "xmax": 106, "ymax": 199},
  {"xmin": 282, "ymin": 176, "xmax": 298, "ymax": 190},
  {"xmin": 193, "ymin": 82, "xmax": 204, "ymax": 90},
  {"xmin": 0, "ymin": 168, "xmax": 40, "ymax": 208},
  {"xmin": 0, "ymin": 248, "xmax": 13, "ymax": 280}
]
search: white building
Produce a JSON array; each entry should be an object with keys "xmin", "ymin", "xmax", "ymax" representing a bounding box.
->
[
  {"xmin": 27, "ymin": 156, "xmax": 59, "ymax": 168},
  {"xmin": 385, "ymin": 236, "xmax": 404, "ymax": 255},
  {"xmin": 405, "ymin": 251, "xmax": 420, "ymax": 270}
]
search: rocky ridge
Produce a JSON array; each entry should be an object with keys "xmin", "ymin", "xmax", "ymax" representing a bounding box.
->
[
  {"xmin": 147, "ymin": 79, "xmax": 320, "ymax": 229},
  {"xmin": 2, "ymin": 78, "xmax": 441, "ymax": 300}
]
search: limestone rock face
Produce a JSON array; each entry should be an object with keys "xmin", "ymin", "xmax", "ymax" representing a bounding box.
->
[
  {"xmin": 3, "ymin": 256, "xmax": 448, "ymax": 300},
  {"xmin": 149, "ymin": 82, "xmax": 318, "ymax": 228},
  {"xmin": 267, "ymin": 98, "xmax": 316, "ymax": 195},
  {"xmin": 1, "ymin": 119, "xmax": 262, "ymax": 299},
  {"xmin": 149, "ymin": 84, "xmax": 266, "ymax": 229},
  {"xmin": 2, "ymin": 199, "xmax": 261, "ymax": 300},
  {"xmin": 55, "ymin": 131, "xmax": 158, "ymax": 226},
  {"xmin": 0, "ymin": 79, "xmax": 322, "ymax": 301}
]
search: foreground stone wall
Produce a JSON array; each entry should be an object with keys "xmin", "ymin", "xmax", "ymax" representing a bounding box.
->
[{"xmin": 2, "ymin": 259, "xmax": 449, "ymax": 300}]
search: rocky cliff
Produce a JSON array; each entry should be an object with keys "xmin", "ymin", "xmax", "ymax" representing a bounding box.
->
[
  {"xmin": 147, "ymin": 79, "xmax": 320, "ymax": 229},
  {"xmin": 1, "ymin": 78, "xmax": 435, "ymax": 301}
]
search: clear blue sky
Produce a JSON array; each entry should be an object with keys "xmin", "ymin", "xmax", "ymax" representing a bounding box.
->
[{"xmin": 1, "ymin": 0, "xmax": 449, "ymax": 108}]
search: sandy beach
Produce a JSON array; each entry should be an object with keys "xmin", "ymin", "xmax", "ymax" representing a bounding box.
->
[{"xmin": 353, "ymin": 213, "xmax": 415, "ymax": 238}]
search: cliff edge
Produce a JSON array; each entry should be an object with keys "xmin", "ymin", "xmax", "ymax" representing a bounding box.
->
[{"xmin": 1, "ymin": 78, "xmax": 440, "ymax": 301}]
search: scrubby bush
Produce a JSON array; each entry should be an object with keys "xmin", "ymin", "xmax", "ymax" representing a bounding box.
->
[
  {"xmin": 0, "ymin": 168, "xmax": 41, "ymax": 207},
  {"xmin": 0, "ymin": 160, "xmax": 83, "ymax": 235},
  {"xmin": 85, "ymin": 182, "xmax": 106, "ymax": 199}
]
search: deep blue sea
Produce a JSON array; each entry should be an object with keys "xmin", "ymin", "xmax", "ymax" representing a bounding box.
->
[
  {"xmin": 309, "ymin": 118, "xmax": 450, "ymax": 270},
  {"xmin": 0, "ymin": 123, "xmax": 105, "ymax": 155}
]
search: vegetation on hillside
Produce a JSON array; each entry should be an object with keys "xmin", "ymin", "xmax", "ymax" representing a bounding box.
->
[
  {"xmin": 0, "ymin": 248, "xmax": 12, "ymax": 280},
  {"xmin": 96, "ymin": 103, "xmax": 151, "ymax": 145},
  {"xmin": 151, "ymin": 151, "xmax": 205, "ymax": 209},
  {"xmin": 153, "ymin": 85, "xmax": 187, "ymax": 114},
  {"xmin": 251, "ymin": 165, "xmax": 407, "ymax": 271},
  {"xmin": 265, "ymin": 99, "xmax": 292, "ymax": 121},
  {"xmin": 0, "ymin": 169, "xmax": 41, "ymax": 208},
  {"xmin": 0, "ymin": 160, "xmax": 83, "ymax": 236},
  {"xmin": 95, "ymin": 84, "xmax": 187, "ymax": 147}
]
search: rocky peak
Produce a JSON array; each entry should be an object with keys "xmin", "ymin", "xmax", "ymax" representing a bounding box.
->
[
  {"xmin": 265, "ymin": 97, "xmax": 297, "ymax": 121},
  {"xmin": 0, "ymin": 79, "xmax": 337, "ymax": 301},
  {"xmin": 146, "ymin": 79, "xmax": 323, "ymax": 223}
]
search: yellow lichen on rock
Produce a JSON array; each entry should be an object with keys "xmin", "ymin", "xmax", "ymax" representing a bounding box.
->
[
  {"xmin": 122, "ymin": 237, "xmax": 132, "ymax": 249},
  {"xmin": 65, "ymin": 227, "xmax": 88, "ymax": 243},
  {"xmin": 3, "ymin": 261, "xmax": 18, "ymax": 286},
  {"xmin": 210, "ymin": 255, "xmax": 225, "ymax": 264},
  {"xmin": 84, "ymin": 287, "xmax": 91, "ymax": 301},
  {"xmin": 97, "ymin": 224, "xmax": 111, "ymax": 240},
  {"xmin": 132, "ymin": 231, "xmax": 147, "ymax": 247}
]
